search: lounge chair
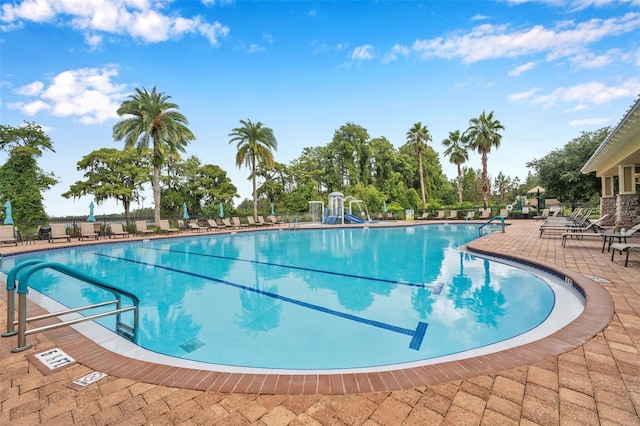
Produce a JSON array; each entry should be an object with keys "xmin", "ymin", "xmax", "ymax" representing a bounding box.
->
[
  {"xmin": 522, "ymin": 206, "xmax": 530, "ymax": 218},
  {"xmin": 479, "ymin": 209, "xmax": 491, "ymax": 220},
  {"xmin": 176, "ymin": 219, "xmax": 187, "ymax": 231},
  {"xmin": 464, "ymin": 211, "xmax": 475, "ymax": 221},
  {"xmin": 539, "ymin": 211, "xmax": 596, "ymax": 237},
  {"xmin": 135, "ymin": 220, "xmax": 155, "ymax": 236},
  {"xmin": 188, "ymin": 219, "xmax": 205, "ymax": 232},
  {"xmin": 49, "ymin": 224, "xmax": 71, "ymax": 243},
  {"xmin": 417, "ymin": 212, "xmax": 429, "ymax": 220},
  {"xmin": 599, "ymin": 222, "xmax": 640, "ymax": 252},
  {"xmin": 109, "ymin": 223, "xmax": 130, "ymax": 238},
  {"xmin": 534, "ymin": 208, "xmax": 550, "ymax": 220},
  {"xmin": 158, "ymin": 219, "xmax": 180, "ymax": 233},
  {"xmin": 499, "ymin": 208, "xmax": 509, "ymax": 218},
  {"xmin": 610, "ymin": 243, "xmax": 640, "ymax": 267},
  {"xmin": 79, "ymin": 222, "xmax": 99, "ymax": 241},
  {"xmin": 247, "ymin": 216, "xmax": 263, "ymax": 227},
  {"xmin": 258, "ymin": 216, "xmax": 273, "ymax": 226},
  {"xmin": 222, "ymin": 218, "xmax": 236, "ymax": 229},
  {"xmin": 434, "ymin": 210, "xmax": 445, "ymax": 220},
  {"xmin": 207, "ymin": 218, "xmax": 226, "ymax": 230},
  {"xmin": 267, "ymin": 215, "xmax": 281, "ymax": 226},
  {"xmin": 232, "ymin": 217, "xmax": 248, "ymax": 228},
  {"xmin": 446, "ymin": 210, "xmax": 458, "ymax": 220},
  {"xmin": 0, "ymin": 225, "xmax": 17, "ymax": 246}
]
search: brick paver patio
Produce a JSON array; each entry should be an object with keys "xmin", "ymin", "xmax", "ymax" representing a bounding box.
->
[{"xmin": 1, "ymin": 220, "xmax": 639, "ymax": 425}]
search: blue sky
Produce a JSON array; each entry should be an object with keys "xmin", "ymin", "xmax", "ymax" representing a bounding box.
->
[{"xmin": 1, "ymin": 0, "xmax": 639, "ymax": 217}]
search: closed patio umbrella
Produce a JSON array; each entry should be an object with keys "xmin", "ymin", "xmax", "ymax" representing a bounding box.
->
[
  {"xmin": 87, "ymin": 201, "xmax": 96, "ymax": 222},
  {"xmin": 219, "ymin": 202, "xmax": 224, "ymax": 218},
  {"xmin": 182, "ymin": 202, "xmax": 189, "ymax": 220},
  {"xmin": 270, "ymin": 203, "xmax": 275, "ymax": 216},
  {"xmin": 4, "ymin": 200, "xmax": 13, "ymax": 225},
  {"xmin": 383, "ymin": 201, "xmax": 387, "ymax": 214}
]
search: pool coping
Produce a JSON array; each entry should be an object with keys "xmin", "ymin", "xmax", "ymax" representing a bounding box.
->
[{"xmin": 1, "ymin": 223, "xmax": 615, "ymax": 394}]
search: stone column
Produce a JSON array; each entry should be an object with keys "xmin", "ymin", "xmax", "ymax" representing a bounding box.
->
[{"xmin": 616, "ymin": 193, "xmax": 639, "ymax": 229}]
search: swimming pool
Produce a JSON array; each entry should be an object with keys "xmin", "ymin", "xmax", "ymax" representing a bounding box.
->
[{"xmin": 1, "ymin": 224, "xmax": 584, "ymax": 371}]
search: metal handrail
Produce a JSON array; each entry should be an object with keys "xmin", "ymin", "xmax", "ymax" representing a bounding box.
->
[
  {"xmin": 3, "ymin": 260, "xmax": 139, "ymax": 352},
  {"xmin": 479, "ymin": 216, "xmax": 506, "ymax": 235}
]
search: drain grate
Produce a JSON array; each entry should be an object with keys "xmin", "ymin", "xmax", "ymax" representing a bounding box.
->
[
  {"xmin": 180, "ymin": 338, "xmax": 205, "ymax": 353},
  {"xmin": 585, "ymin": 274, "xmax": 610, "ymax": 283}
]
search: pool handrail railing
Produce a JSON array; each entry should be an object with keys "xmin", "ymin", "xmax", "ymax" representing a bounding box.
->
[
  {"xmin": 2, "ymin": 260, "xmax": 139, "ymax": 352},
  {"xmin": 479, "ymin": 216, "xmax": 506, "ymax": 235}
]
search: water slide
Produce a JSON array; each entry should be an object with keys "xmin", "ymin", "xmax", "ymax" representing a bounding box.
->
[{"xmin": 344, "ymin": 213, "xmax": 365, "ymax": 224}]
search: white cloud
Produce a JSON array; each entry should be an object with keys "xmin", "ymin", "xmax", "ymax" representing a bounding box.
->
[
  {"xmin": 10, "ymin": 66, "xmax": 128, "ymax": 124},
  {"xmin": 0, "ymin": 0, "xmax": 230, "ymax": 47},
  {"xmin": 508, "ymin": 88, "xmax": 541, "ymax": 102},
  {"xmin": 508, "ymin": 61, "xmax": 537, "ymax": 76},
  {"xmin": 263, "ymin": 33, "xmax": 274, "ymax": 44},
  {"xmin": 529, "ymin": 78, "xmax": 640, "ymax": 110},
  {"xmin": 351, "ymin": 44, "xmax": 374, "ymax": 61},
  {"xmin": 247, "ymin": 43, "xmax": 264, "ymax": 54},
  {"xmin": 382, "ymin": 44, "xmax": 410, "ymax": 64},
  {"xmin": 471, "ymin": 14, "xmax": 489, "ymax": 21},
  {"xmin": 568, "ymin": 117, "xmax": 612, "ymax": 126},
  {"xmin": 15, "ymin": 80, "xmax": 44, "ymax": 96},
  {"xmin": 412, "ymin": 13, "xmax": 640, "ymax": 64}
]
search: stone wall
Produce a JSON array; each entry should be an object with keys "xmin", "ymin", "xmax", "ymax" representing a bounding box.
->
[
  {"xmin": 616, "ymin": 193, "xmax": 640, "ymax": 229},
  {"xmin": 600, "ymin": 197, "xmax": 617, "ymax": 226}
]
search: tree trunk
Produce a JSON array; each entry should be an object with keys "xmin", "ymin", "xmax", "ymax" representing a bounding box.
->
[
  {"xmin": 153, "ymin": 165, "xmax": 161, "ymax": 225},
  {"xmin": 481, "ymin": 151, "xmax": 489, "ymax": 209},
  {"xmin": 418, "ymin": 152, "xmax": 426, "ymax": 209},
  {"xmin": 252, "ymin": 154, "xmax": 258, "ymax": 221},
  {"xmin": 457, "ymin": 163, "xmax": 463, "ymax": 204}
]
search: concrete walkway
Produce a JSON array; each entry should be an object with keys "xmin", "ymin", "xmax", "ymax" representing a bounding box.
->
[{"xmin": 1, "ymin": 220, "xmax": 639, "ymax": 425}]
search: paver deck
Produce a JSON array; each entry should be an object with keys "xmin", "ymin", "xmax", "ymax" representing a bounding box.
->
[{"xmin": 1, "ymin": 220, "xmax": 639, "ymax": 424}]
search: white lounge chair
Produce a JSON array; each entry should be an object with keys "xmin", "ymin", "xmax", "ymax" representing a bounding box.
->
[
  {"xmin": 158, "ymin": 219, "xmax": 179, "ymax": 233},
  {"xmin": 135, "ymin": 220, "xmax": 155, "ymax": 236},
  {"xmin": 79, "ymin": 222, "xmax": 99, "ymax": 241},
  {"xmin": 0, "ymin": 225, "xmax": 17, "ymax": 246},
  {"xmin": 49, "ymin": 224, "xmax": 71, "ymax": 243},
  {"xmin": 109, "ymin": 223, "xmax": 130, "ymax": 238}
]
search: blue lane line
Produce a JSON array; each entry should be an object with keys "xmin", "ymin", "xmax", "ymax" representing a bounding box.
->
[
  {"xmin": 142, "ymin": 246, "xmax": 442, "ymax": 292},
  {"xmin": 96, "ymin": 253, "xmax": 428, "ymax": 350}
]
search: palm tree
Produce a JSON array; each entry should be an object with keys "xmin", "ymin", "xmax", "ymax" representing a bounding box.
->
[
  {"xmin": 228, "ymin": 119, "xmax": 278, "ymax": 220},
  {"xmin": 465, "ymin": 111, "xmax": 504, "ymax": 209},
  {"xmin": 406, "ymin": 122, "xmax": 432, "ymax": 209},
  {"xmin": 442, "ymin": 130, "xmax": 470, "ymax": 204},
  {"xmin": 113, "ymin": 87, "xmax": 195, "ymax": 225}
]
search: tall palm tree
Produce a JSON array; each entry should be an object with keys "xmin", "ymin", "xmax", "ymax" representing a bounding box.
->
[
  {"xmin": 465, "ymin": 111, "xmax": 504, "ymax": 209},
  {"xmin": 228, "ymin": 119, "xmax": 278, "ymax": 220},
  {"xmin": 113, "ymin": 87, "xmax": 195, "ymax": 225},
  {"xmin": 406, "ymin": 122, "xmax": 432, "ymax": 209},
  {"xmin": 442, "ymin": 130, "xmax": 470, "ymax": 204}
]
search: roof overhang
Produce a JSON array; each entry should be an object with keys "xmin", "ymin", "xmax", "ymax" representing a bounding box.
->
[{"xmin": 581, "ymin": 95, "xmax": 640, "ymax": 177}]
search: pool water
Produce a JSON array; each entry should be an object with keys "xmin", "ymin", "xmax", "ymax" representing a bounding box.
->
[{"xmin": 1, "ymin": 225, "xmax": 582, "ymax": 370}]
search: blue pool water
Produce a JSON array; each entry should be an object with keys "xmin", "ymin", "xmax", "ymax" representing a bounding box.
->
[{"xmin": 1, "ymin": 225, "xmax": 581, "ymax": 370}]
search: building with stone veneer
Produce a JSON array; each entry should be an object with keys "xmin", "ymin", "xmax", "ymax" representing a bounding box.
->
[{"xmin": 582, "ymin": 95, "xmax": 640, "ymax": 229}]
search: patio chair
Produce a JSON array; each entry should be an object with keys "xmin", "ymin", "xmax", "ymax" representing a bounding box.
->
[
  {"xmin": 610, "ymin": 243, "xmax": 640, "ymax": 267},
  {"xmin": 417, "ymin": 212, "xmax": 430, "ymax": 220},
  {"xmin": 49, "ymin": 224, "xmax": 71, "ymax": 243},
  {"xmin": 534, "ymin": 208, "xmax": 550, "ymax": 220},
  {"xmin": 176, "ymin": 219, "xmax": 188, "ymax": 231},
  {"xmin": 267, "ymin": 215, "xmax": 281, "ymax": 226},
  {"xmin": 247, "ymin": 216, "xmax": 263, "ymax": 226},
  {"xmin": 599, "ymin": 222, "xmax": 640, "ymax": 252},
  {"xmin": 188, "ymin": 219, "xmax": 205, "ymax": 232},
  {"xmin": 109, "ymin": 223, "xmax": 130, "ymax": 238},
  {"xmin": 158, "ymin": 219, "xmax": 180, "ymax": 233},
  {"xmin": 0, "ymin": 225, "xmax": 17, "ymax": 246},
  {"xmin": 539, "ymin": 210, "xmax": 596, "ymax": 237},
  {"xmin": 258, "ymin": 216, "xmax": 273, "ymax": 226},
  {"xmin": 135, "ymin": 220, "xmax": 155, "ymax": 236},
  {"xmin": 464, "ymin": 211, "xmax": 475, "ymax": 221},
  {"xmin": 522, "ymin": 206, "xmax": 530, "ymax": 218},
  {"xmin": 232, "ymin": 217, "xmax": 249, "ymax": 228},
  {"xmin": 499, "ymin": 208, "xmax": 509, "ymax": 218},
  {"xmin": 434, "ymin": 210, "xmax": 445, "ymax": 220},
  {"xmin": 207, "ymin": 218, "xmax": 226, "ymax": 231},
  {"xmin": 479, "ymin": 209, "xmax": 491, "ymax": 220},
  {"xmin": 446, "ymin": 210, "xmax": 458, "ymax": 220},
  {"xmin": 79, "ymin": 222, "xmax": 99, "ymax": 241}
]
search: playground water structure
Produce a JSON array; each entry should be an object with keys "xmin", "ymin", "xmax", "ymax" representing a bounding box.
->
[{"xmin": 310, "ymin": 192, "xmax": 372, "ymax": 225}]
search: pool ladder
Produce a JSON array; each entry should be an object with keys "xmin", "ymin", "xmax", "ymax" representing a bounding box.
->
[
  {"xmin": 2, "ymin": 260, "xmax": 139, "ymax": 352},
  {"xmin": 478, "ymin": 216, "xmax": 506, "ymax": 236}
]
